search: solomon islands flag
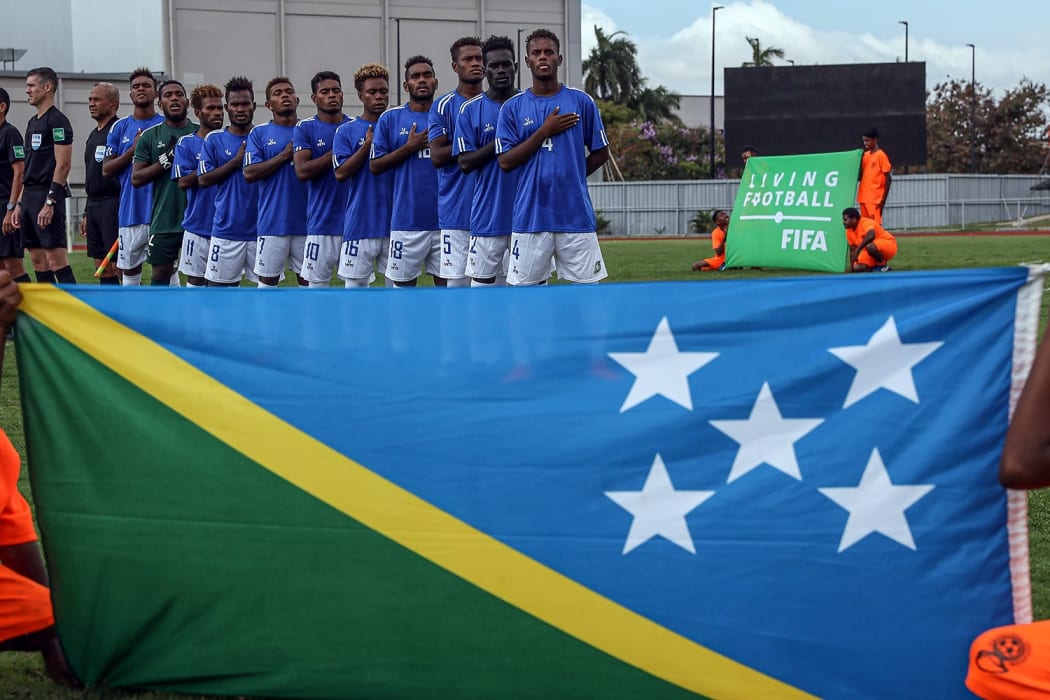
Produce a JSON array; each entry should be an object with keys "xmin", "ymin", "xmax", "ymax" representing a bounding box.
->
[{"xmin": 14, "ymin": 266, "xmax": 1044, "ymax": 698}]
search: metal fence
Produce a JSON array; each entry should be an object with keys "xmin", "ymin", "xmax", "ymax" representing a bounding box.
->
[{"xmin": 589, "ymin": 174, "xmax": 1050, "ymax": 235}]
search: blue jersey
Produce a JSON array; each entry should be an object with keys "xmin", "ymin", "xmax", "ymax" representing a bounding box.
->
[
  {"xmin": 293, "ymin": 114, "xmax": 350, "ymax": 236},
  {"xmin": 245, "ymin": 122, "xmax": 306, "ymax": 237},
  {"xmin": 172, "ymin": 132, "xmax": 214, "ymax": 236},
  {"xmin": 371, "ymin": 105, "xmax": 438, "ymax": 232},
  {"xmin": 495, "ymin": 85, "xmax": 608, "ymax": 234},
  {"xmin": 199, "ymin": 128, "xmax": 257, "ymax": 241},
  {"xmin": 106, "ymin": 114, "xmax": 163, "ymax": 227},
  {"xmin": 429, "ymin": 90, "xmax": 475, "ymax": 230},
  {"xmin": 333, "ymin": 117, "xmax": 392, "ymax": 241},
  {"xmin": 453, "ymin": 93, "xmax": 520, "ymax": 237}
]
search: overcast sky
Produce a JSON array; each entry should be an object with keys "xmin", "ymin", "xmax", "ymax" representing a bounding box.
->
[{"xmin": 583, "ymin": 0, "xmax": 1050, "ymax": 95}]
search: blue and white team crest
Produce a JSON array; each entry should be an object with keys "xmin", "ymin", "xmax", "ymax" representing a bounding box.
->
[
  {"xmin": 94, "ymin": 145, "xmax": 106, "ymax": 163},
  {"xmin": 31, "ymin": 133, "xmax": 42, "ymax": 150}
]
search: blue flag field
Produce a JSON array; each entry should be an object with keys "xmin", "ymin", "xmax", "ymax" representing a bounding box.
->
[{"xmin": 14, "ymin": 266, "xmax": 1045, "ymax": 699}]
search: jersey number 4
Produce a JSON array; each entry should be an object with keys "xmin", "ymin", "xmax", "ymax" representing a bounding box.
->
[{"xmin": 541, "ymin": 137, "xmax": 554, "ymax": 152}]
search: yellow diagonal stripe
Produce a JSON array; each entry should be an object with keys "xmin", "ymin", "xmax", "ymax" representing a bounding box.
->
[{"xmin": 20, "ymin": 286, "xmax": 817, "ymax": 700}]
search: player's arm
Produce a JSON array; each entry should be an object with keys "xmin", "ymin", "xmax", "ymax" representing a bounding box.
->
[
  {"xmin": 294, "ymin": 146, "xmax": 334, "ymax": 182},
  {"xmin": 882, "ymin": 171, "xmax": 892, "ymax": 205},
  {"xmin": 132, "ymin": 135, "xmax": 177, "ymax": 187},
  {"xmin": 244, "ymin": 141, "xmax": 293, "ymax": 183},
  {"xmin": 429, "ymin": 133, "xmax": 454, "ymax": 168},
  {"xmin": 1000, "ymin": 331, "xmax": 1050, "ymax": 489},
  {"xmin": 458, "ymin": 140, "xmax": 495, "ymax": 174},
  {"xmin": 586, "ymin": 145, "xmax": 609, "ymax": 176},
  {"xmin": 498, "ymin": 106, "xmax": 578, "ymax": 172},
  {"xmin": 199, "ymin": 141, "xmax": 247, "ymax": 188},
  {"xmin": 51, "ymin": 144, "xmax": 72, "ymax": 189},
  {"xmin": 370, "ymin": 122, "xmax": 427, "ymax": 175},
  {"xmin": 2, "ymin": 161, "xmax": 22, "ymax": 234},
  {"xmin": 334, "ymin": 128, "xmax": 373, "ymax": 182},
  {"xmin": 103, "ymin": 128, "xmax": 140, "ymax": 178}
]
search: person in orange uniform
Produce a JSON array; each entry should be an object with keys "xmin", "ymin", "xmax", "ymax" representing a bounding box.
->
[
  {"xmin": 691, "ymin": 209, "xmax": 728, "ymax": 272},
  {"xmin": 966, "ymin": 329, "xmax": 1050, "ymax": 699},
  {"xmin": 842, "ymin": 207, "xmax": 895, "ymax": 272},
  {"xmin": 0, "ymin": 269, "xmax": 76, "ymax": 686},
  {"xmin": 857, "ymin": 128, "xmax": 891, "ymax": 225}
]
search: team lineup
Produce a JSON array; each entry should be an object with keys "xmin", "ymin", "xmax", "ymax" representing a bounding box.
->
[{"xmin": 0, "ymin": 30, "xmax": 613, "ymax": 289}]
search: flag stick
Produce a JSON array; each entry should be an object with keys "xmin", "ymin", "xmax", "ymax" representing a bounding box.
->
[{"xmin": 94, "ymin": 238, "xmax": 120, "ymax": 278}]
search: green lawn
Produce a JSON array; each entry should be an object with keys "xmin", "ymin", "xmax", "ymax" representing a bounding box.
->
[{"xmin": 1, "ymin": 234, "xmax": 1048, "ymax": 698}]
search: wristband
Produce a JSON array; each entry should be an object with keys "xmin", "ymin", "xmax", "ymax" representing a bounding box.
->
[{"xmin": 48, "ymin": 181, "xmax": 69, "ymax": 199}]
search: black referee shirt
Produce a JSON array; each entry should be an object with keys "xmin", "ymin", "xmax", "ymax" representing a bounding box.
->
[
  {"xmin": 84, "ymin": 115, "xmax": 120, "ymax": 199},
  {"xmin": 0, "ymin": 121, "xmax": 24, "ymax": 201},
  {"xmin": 23, "ymin": 105, "xmax": 73, "ymax": 189}
]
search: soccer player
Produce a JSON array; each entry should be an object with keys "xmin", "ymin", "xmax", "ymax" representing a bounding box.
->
[
  {"xmin": 82, "ymin": 82, "xmax": 121, "ymax": 284},
  {"xmin": 495, "ymin": 29, "xmax": 610, "ymax": 286},
  {"xmin": 430, "ymin": 37, "xmax": 484, "ymax": 288},
  {"xmin": 334, "ymin": 64, "xmax": 392, "ymax": 288},
  {"xmin": 858, "ymin": 128, "xmax": 892, "ymax": 225},
  {"xmin": 132, "ymin": 79, "xmax": 197, "ymax": 286},
  {"xmin": 104, "ymin": 68, "xmax": 162, "ymax": 286},
  {"xmin": 0, "ymin": 87, "xmax": 28, "ymax": 283},
  {"xmin": 842, "ymin": 207, "xmax": 896, "ymax": 272},
  {"xmin": 453, "ymin": 35, "xmax": 520, "ymax": 287},
  {"xmin": 293, "ymin": 71, "xmax": 350, "ymax": 288},
  {"xmin": 245, "ymin": 77, "xmax": 307, "ymax": 287},
  {"xmin": 10, "ymin": 67, "xmax": 76, "ymax": 284},
  {"xmin": 199, "ymin": 77, "xmax": 257, "ymax": 287},
  {"xmin": 691, "ymin": 209, "xmax": 728, "ymax": 272},
  {"xmin": 371, "ymin": 56, "xmax": 442, "ymax": 288},
  {"xmin": 173, "ymin": 84, "xmax": 224, "ymax": 287}
]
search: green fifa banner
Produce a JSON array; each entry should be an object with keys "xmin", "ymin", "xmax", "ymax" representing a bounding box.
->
[{"xmin": 724, "ymin": 150, "xmax": 862, "ymax": 272}]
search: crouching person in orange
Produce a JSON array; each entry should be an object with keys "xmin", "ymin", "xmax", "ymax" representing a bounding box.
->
[
  {"xmin": 691, "ymin": 209, "xmax": 728, "ymax": 272},
  {"xmin": 842, "ymin": 207, "xmax": 896, "ymax": 272},
  {"xmin": 0, "ymin": 269, "xmax": 76, "ymax": 687}
]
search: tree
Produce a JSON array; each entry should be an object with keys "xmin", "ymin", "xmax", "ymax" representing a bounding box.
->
[
  {"xmin": 628, "ymin": 84, "xmax": 682, "ymax": 124},
  {"xmin": 582, "ymin": 27, "xmax": 641, "ymax": 103},
  {"xmin": 926, "ymin": 78, "xmax": 1048, "ymax": 173},
  {"xmin": 741, "ymin": 36, "xmax": 785, "ymax": 67}
]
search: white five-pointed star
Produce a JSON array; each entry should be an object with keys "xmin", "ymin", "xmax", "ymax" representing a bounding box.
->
[
  {"xmin": 709, "ymin": 382, "xmax": 824, "ymax": 483},
  {"xmin": 818, "ymin": 449, "xmax": 934, "ymax": 553},
  {"xmin": 607, "ymin": 317, "xmax": 718, "ymax": 412},
  {"xmin": 828, "ymin": 316, "xmax": 943, "ymax": 409},
  {"xmin": 605, "ymin": 454, "xmax": 715, "ymax": 555}
]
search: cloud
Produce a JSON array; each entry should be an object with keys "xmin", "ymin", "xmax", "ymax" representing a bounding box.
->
[{"xmin": 581, "ymin": 5, "xmax": 619, "ymax": 58}]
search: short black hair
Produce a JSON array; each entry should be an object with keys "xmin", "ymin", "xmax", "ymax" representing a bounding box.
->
[
  {"xmin": 158, "ymin": 79, "xmax": 185, "ymax": 95},
  {"xmin": 129, "ymin": 67, "xmax": 157, "ymax": 88},
  {"xmin": 224, "ymin": 76, "xmax": 254, "ymax": 102},
  {"xmin": 842, "ymin": 207, "xmax": 861, "ymax": 219},
  {"xmin": 525, "ymin": 29, "xmax": 560, "ymax": 53},
  {"xmin": 713, "ymin": 209, "xmax": 728, "ymax": 218},
  {"xmin": 264, "ymin": 76, "xmax": 294, "ymax": 101},
  {"xmin": 311, "ymin": 71, "xmax": 341, "ymax": 95},
  {"xmin": 863, "ymin": 128, "xmax": 879, "ymax": 139},
  {"xmin": 741, "ymin": 144, "xmax": 757, "ymax": 154},
  {"xmin": 0, "ymin": 87, "xmax": 9, "ymax": 112},
  {"xmin": 450, "ymin": 37, "xmax": 482, "ymax": 62},
  {"xmin": 403, "ymin": 55, "xmax": 434, "ymax": 81},
  {"xmin": 482, "ymin": 35, "xmax": 515, "ymax": 61},
  {"xmin": 26, "ymin": 66, "xmax": 59, "ymax": 92}
]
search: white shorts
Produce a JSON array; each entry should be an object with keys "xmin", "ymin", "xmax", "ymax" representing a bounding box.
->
[
  {"xmin": 300, "ymin": 235, "xmax": 342, "ymax": 284},
  {"xmin": 507, "ymin": 231, "xmax": 607, "ymax": 286},
  {"xmin": 385, "ymin": 230, "xmax": 441, "ymax": 282},
  {"xmin": 117, "ymin": 224, "xmax": 149, "ymax": 270},
  {"xmin": 466, "ymin": 235, "xmax": 510, "ymax": 279},
  {"xmin": 178, "ymin": 231, "xmax": 210, "ymax": 278},
  {"xmin": 205, "ymin": 238, "xmax": 259, "ymax": 284},
  {"xmin": 255, "ymin": 235, "xmax": 306, "ymax": 278},
  {"xmin": 440, "ymin": 229, "xmax": 470, "ymax": 279},
  {"xmin": 338, "ymin": 237, "xmax": 389, "ymax": 281}
]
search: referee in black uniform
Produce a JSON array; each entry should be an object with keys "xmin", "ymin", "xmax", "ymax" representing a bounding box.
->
[
  {"xmin": 0, "ymin": 87, "xmax": 29, "ymax": 283},
  {"xmin": 83, "ymin": 82, "xmax": 121, "ymax": 284},
  {"xmin": 11, "ymin": 67, "xmax": 76, "ymax": 284}
]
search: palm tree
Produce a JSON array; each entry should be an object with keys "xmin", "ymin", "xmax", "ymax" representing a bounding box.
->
[
  {"xmin": 583, "ymin": 26, "xmax": 641, "ymax": 103},
  {"xmin": 628, "ymin": 83, "xmax": 683, "ymax": 124},
  {"xmin": 741, "ymin": 36, "xmax": 785, "ymax": 67}
]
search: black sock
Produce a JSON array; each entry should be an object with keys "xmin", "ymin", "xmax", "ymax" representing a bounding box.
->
[
  {"xmin": 99, "ymin": 275, "xmax": 120, "ymax": 285},
  {"xmin": 13, "ymin": 274, "xmax": 31, "ymax": 283},
  {"xmin": 54, "ymin": 266, "xmax": 76, "ymax": 284},
  {"xmin": 35, "ymin": 270, "xmax": 56, "ymax": 284}
]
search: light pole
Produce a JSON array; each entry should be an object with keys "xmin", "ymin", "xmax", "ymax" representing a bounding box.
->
[
  {"xmin": 967, "ymin": 43, "xmax": 976, "ymax": 173},
  {"xmin": 710, "ymin": 5, "xmax": 723, "ymax": 179},
  {"xmin": 898, "ymin": 21, "xmax": 908, "ymax": 62}
]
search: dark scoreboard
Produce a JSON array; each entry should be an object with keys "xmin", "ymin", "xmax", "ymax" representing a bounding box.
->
[{"xmin": 724, "ymin": 62, "xmax": 927, "ymax": 167}]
